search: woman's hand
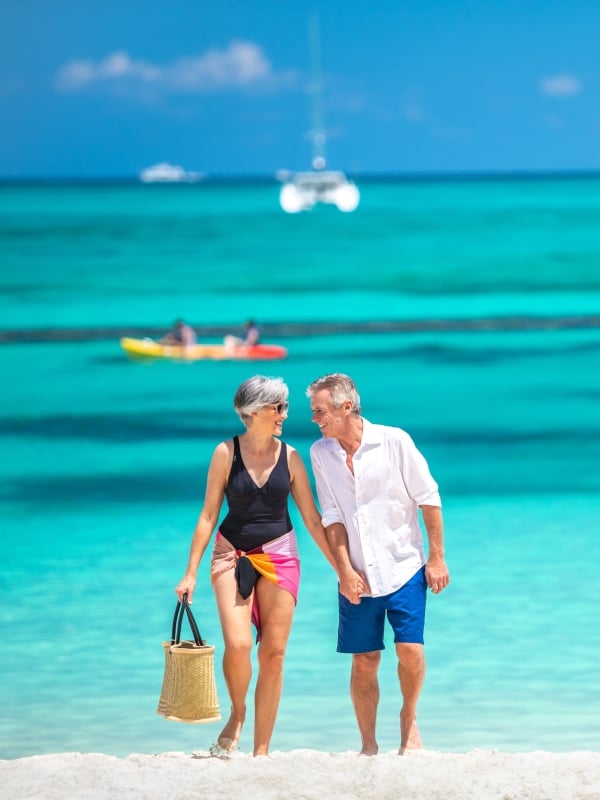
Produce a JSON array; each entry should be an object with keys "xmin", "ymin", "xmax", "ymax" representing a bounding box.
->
[
  {"xmin": 338, "ymin": 568, "xmax": 370, "ymax": 604},
  {"xmin": 175, "ymin": 575, "xmax": 197, "ymax": 603}
]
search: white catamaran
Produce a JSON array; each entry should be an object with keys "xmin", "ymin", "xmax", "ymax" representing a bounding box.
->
[{"xmin": 279, "ymin": 16, "xmax": 360, "ymax": 214}]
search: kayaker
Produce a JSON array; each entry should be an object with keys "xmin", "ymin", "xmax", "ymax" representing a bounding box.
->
[
  {"xmin": 161, "ymin": 319, "xmax": 197, "ymax": 348},
  {"xmin": 224, "ymin": 319, "xmax": 261, "ymax": 350}
]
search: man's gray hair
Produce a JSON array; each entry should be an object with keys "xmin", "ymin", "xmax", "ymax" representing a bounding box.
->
[
  {"xmin": 234, "ymin": 375, "xmax": 289, "ymax": 423},
  {"xmin": 306, "ymin": 373, "xmax": 361, "ymax": 414}
]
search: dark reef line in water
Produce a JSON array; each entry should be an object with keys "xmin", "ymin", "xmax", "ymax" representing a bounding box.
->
[{"xmin": 0, "ymin": 315, "xmax": 599, "ymax": 344}]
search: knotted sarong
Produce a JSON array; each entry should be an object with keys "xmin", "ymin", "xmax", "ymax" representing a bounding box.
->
[{"xmin": 211, "ymin": 529, "xmax": 300, "ymax": 640}]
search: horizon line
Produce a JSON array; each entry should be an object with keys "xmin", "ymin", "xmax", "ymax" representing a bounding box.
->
[{"xmin": 2, "ymin": 167, "xmax": 600, "ymax": 185}]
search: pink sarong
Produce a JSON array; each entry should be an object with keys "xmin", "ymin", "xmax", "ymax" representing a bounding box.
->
[{"xmin": 211, "ymin": 529, "xmax": 300, "ymax": 640}]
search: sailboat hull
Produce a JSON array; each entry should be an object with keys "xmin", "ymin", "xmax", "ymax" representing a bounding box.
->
[{"xmin": 280, "ymin": 171, "xmax": 360, "ymax": 213}]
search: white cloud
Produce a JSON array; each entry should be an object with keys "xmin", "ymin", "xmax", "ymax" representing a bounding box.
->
[
  {"xmin": 539, "ymin": 74, "xmax": 582, "ymax": 97},
  {"xmin": 54, "ymin": 41, "xmax": 290, "ymax": 94},
  {"xmin": 55, "ymin": 51, "xmax": 160, "ymax": 90},
  {"xmin": 167, "ymin": 42, "xmax": 270, "ymax": 90}
]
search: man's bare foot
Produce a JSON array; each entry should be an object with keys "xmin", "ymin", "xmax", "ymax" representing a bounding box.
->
[
  {"xmin": 399, "ymin": 713, "xmax": 422, "ymax": 755},
  {"xmin": 358, "ymin": 738, "xmax": 378, "ymax": 756}
]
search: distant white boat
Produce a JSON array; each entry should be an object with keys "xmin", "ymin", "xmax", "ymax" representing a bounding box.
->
[
  {"xmin": 280, "ymin": 169, "xmax": 360, "ymax": 213},
  {"xmin": 139, "ymin": 162, "xmax": 204, "ymax": 183},
  {"xmin": 279, "ymin": 16, "xmax": 359, "ymax": 214}
]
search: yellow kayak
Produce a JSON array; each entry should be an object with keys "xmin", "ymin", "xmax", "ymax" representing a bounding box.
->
[{"xmin": 120, "ymin": 337, "xmax": 288, "ymax": 361}]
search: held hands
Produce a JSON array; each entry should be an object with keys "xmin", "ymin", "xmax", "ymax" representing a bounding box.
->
[
  {"xmin": 175, "ymin": 575, "xmax": 196, "ymax": 603},
  {"xmin": 425, "ymin": 556, "xmax": 450, "ymax": 594},
  {"xmin": 339, "ymin": 568, "xmax": 370, "ymax": 605}
]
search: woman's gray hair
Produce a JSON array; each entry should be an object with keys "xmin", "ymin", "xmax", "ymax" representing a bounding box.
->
[
  {"xmin": 234, "ymin": 375, "xmax": 289, "ymax": 423},
  {"xmin": 306, "ymin": 373, "xmax": 361, "ymax": 414}
]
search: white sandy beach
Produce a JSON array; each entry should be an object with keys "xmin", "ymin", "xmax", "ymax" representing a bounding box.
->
[{"xmin": 2, "ymin": 749, "xmax": 599, "ymax": 800}]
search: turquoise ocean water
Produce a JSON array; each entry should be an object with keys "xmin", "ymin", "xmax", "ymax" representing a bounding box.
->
[{"xmin": 1, "ymin": 176, "xmax": 599, "ymax": 759}]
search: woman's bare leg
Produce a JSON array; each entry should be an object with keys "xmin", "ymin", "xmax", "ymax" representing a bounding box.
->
[
  {"xmin": 252, "ymin": 580, "xmax": 296, "ymax": 756},
  {"xmin": 212, "ymin": 570, "xmax": 254, "ymax": 750}
]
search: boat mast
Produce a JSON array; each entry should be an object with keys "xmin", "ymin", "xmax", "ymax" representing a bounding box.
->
[{"xmin": 308, "ymin": 14, "xmax": 327, "ymax": 171}]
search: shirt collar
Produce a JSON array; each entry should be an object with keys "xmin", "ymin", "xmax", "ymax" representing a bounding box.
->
[
  {"xmin": 359, "ymin": 417, "xmax": 378, "ymax": 445},
  {"xmin": 318, "ymin": 417, "xmax": 378, "ymax": 453}
]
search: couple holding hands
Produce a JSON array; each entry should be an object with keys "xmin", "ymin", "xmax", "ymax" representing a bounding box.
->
[{"xmin": 175, "ymin": 373, "xmax": 450, "ymax": 758}]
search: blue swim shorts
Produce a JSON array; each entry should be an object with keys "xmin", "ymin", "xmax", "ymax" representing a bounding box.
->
[{"xmin": 337, "ymin": 566, "xmax": 427, "ymax": 653}]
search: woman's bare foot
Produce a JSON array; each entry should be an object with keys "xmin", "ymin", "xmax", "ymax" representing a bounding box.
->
[{"xmin": 210, "ymin": 711, "xmax": 244, "ymax": 757}]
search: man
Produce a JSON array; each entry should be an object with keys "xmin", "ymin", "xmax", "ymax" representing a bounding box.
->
[{"xmin": 306, "ymin": 373, "xmax": 449, "ymax": 756}]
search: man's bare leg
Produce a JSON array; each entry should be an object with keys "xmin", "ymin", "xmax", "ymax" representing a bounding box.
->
[
  {"xmin": 396, "ymin": 642, "xmax": 426, "ymax": 755},
  {"xmin": 350, "ymin": 651, "xmax": 381, "ymax": 755}
]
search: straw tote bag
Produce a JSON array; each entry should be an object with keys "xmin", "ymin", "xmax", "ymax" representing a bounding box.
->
[{"xmin": 157, "ymin": 595, "xmax": 221, "ymax": 724}]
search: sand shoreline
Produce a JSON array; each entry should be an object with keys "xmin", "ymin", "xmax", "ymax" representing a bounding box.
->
[{"xmin": 2, "ymin": 749, "xmax": 599, "ymax": 800}]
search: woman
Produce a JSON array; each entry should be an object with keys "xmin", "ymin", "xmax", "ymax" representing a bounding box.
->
[{"xmin": 175, "ymin": 375, "xmax": 335, "ymax": 758}]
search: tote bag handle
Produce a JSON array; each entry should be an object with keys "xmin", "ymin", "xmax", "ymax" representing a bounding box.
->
[{"xmin": 171, "ymin": 594, "xmax": 205, "ymax": 646}]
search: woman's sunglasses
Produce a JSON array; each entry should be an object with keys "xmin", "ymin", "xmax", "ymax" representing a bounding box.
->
[{"xmin": 265, "ymin": 402, "xmax": 289, "ymax": 414}]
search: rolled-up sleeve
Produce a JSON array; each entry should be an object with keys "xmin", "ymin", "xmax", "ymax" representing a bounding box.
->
[
  {"xmin": 310, "ymin": 446, "xmax": 346, "ymax": 527},
  {"xmin": 398, "ymin": 432, "xmax": 442, "ymax": 507}
]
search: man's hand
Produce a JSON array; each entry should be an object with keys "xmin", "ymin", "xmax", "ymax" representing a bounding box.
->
[{"xmin": 425, "ymin": 556, "xmax": 450, "ymax": 594}]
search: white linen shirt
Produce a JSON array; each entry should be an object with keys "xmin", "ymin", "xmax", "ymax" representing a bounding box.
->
[{"xmin": 310, "ymin": 417, "xmax": 441, "ymax": 597}]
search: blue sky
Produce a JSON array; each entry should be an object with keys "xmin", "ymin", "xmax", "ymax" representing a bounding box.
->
[{"xmin": 1, "ymin": 0, "xmax": 599, "ymax": 178}]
